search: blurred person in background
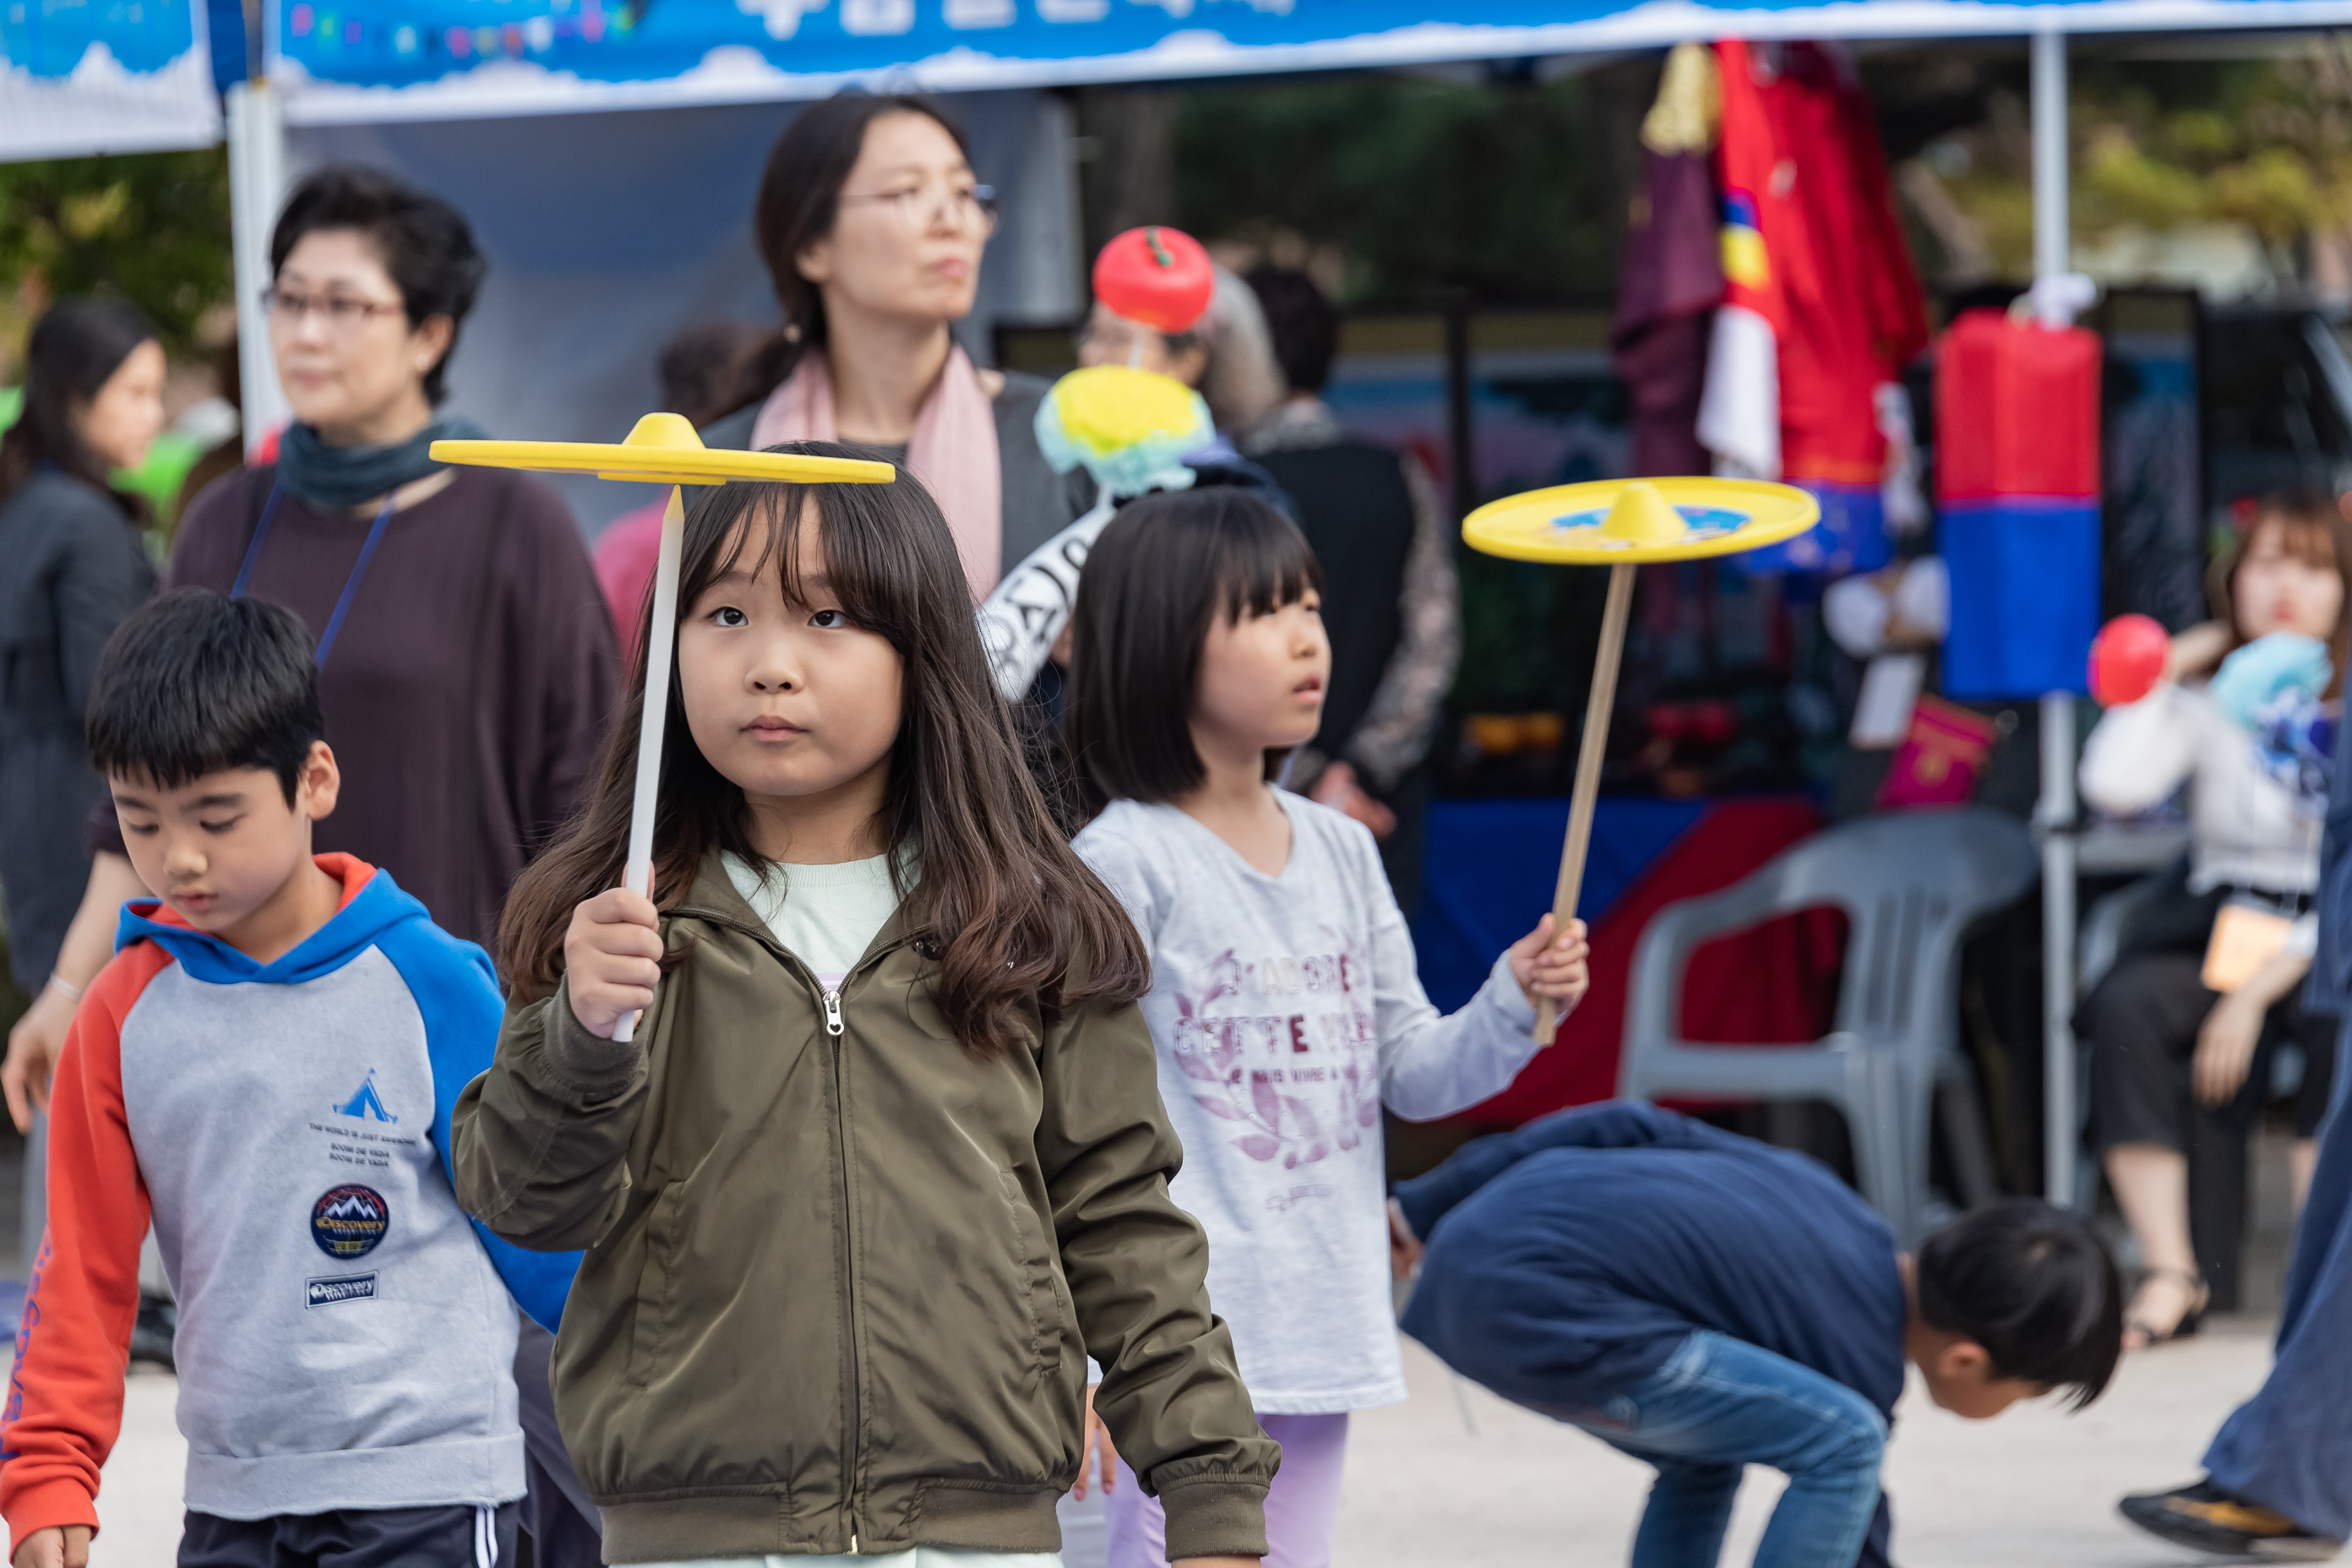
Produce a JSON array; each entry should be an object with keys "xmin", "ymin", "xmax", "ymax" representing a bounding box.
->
[
  {"xmin": 1075, "ymin": 259, "xmax": 1287, "ymax": 453},
  {"xmin": 1, "ymin": 165, "xmax": 617, "ymax": 1568},
  {"xmin": 0, "ymin": 298, "xmax": 164, "ymax": 1014},
  {"xmin": 1240, "ymin": 267, "xmax": 1458, "ymax": 916},
  {"xmin": 2076, "ymin": 493, "xmax": 2349, "ymax": 1350},
  {"xmin": 701, "ymin": 90, "xmax": 1094, "ymax": 599}
]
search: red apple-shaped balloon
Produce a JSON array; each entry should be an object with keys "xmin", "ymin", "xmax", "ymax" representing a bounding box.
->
[
  {"xmin": 2088, "ymin": 613, "xmax": 2170, "ymax": 706},
  {"xmin": 1092, "ymin": 226, "xmax": 1216, "ymax": 335}
]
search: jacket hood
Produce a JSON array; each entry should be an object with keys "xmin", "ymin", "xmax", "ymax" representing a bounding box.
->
[{"xmin": 117, "ymin": 854, "xmax": 424, "ymax": 987}]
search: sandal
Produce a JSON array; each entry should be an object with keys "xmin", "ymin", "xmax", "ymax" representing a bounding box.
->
[{"xmin": 2124, "ymin": 1267, "xmax": 2211, "ymax": 1350}]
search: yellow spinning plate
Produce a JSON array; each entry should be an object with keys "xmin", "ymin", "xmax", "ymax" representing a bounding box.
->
[
  {"xmin": 432, "ymin": 414, "xmax": 895, "ymax": 1044},
  {"xmin": 1462, "ymin": 476, "xmax": 1819, "ymax": 564},
  {"xmin": 429, "ymin": 411, "xmax": 896, "ymax": 487},
  {"xmin": 1462, "ymin": 477, "xmax": 1821, "ymax": 1046}
]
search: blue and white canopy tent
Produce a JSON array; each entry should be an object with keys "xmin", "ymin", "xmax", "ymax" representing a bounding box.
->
[
  {"xmin": 17, "ymin": 0, "xmax": 2352, "ymax": 1206},
  {"xmin": 264, "ymin": 0, "xmax": 2352, "ymax": 114},
  {"xmin": 0, "ymin": 0, "xmax": 220, "ymax": 157}
]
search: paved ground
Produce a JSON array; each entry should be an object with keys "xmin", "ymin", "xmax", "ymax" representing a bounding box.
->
[
  {"xmin": 1334, "ymin": 1320, "xmax": 2282, "ymax": 1567},
  {"xmin": 65, "ymin": 1132, "xmax": 2321, "ymax": 1565},
  {"xmin": 68, "ymin": 1316, "xmax": 2287, "ymax": 1566}
]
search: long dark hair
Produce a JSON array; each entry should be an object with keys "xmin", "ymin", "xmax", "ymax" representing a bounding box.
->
[
  {"xmin": 500, "ymin": 444, "xmax": 1147, "ymax": 1055},
  {"xmin": 1066, "ymin": 487, "xmax": 1323, "ymax": 818},
  {"xmin": 270, "ymin": 166, "xmax": 487, "ymax": 406},
  {"xmin": 0, "ymin": 297, "xmax": 157, "ymax": 515},
  {"xmin": 727, "ymin": 92, "xmax": 974, "ymax": 415}
]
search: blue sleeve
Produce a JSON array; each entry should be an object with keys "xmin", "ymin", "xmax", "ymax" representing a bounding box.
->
[
  {"xmin": 2314, "ymin": 722, "xmax": 2352, "ymax": 1013},
  {"xmin": 378, "ymin": 922, "xmax": 580, "ymax": 1333},
  {"xmin": 1393, "ymin": 1100, "xmax": 1698, "ymax": 1243}
]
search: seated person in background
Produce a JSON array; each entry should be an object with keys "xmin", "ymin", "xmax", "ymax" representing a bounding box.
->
[
  {"xmin": 1389, "ymin": 1101, "xmax": 2121, "ymax": 1568},
  {"xmin": 2077, "ymin": 490, "xmax": 2351, "ymax": 1348}
]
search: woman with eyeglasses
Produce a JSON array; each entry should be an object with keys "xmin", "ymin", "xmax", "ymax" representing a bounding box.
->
[
  {"xmin": 683, "ymin": 92, "xmax": 1094, "ymax": 602},
  {"xmin": 1, "ymin": 166, "xmax": 618, "ymax": 1565}
]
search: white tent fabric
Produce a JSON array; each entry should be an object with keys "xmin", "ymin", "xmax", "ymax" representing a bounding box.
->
[
  {"xmin": 286, "ymin": 89, "xmax": 1081, "ymax": 532},
  {"xmin": 0, "ymin": 0, "xmax": 219, "ymax": 161}
]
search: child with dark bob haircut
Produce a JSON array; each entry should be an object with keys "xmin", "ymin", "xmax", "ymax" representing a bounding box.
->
[
  {"xmin": 3, "ymin": 587, "xmax": 573, "ymax": 1568},
  {"xmin": 456, "ymin": 450, "xmax": 1276, "ymax": 1567},
  {"xmin": 1390, "ymin": 1101, "xmax": 2124, "ymax": 1568},
  {"xmin": 1064, "ymin": 487, "xmax": 1588, "ymax": 1567}
]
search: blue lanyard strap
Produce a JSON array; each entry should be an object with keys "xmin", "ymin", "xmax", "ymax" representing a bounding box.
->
[{"xmin": 229, "ymin": 482, "xmax": 398, "ymax": 670}]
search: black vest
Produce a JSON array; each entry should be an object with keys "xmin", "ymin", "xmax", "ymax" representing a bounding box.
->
[{"xmin": 1253, "ymin": 441, "xmax": 1418, "ymax": 761}]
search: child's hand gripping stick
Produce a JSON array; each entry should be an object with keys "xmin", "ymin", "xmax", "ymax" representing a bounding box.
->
[
  {"xmin": 428, "ymin": 416, "xmax": 894, "ymax": 1040},
  {"xmin": 1458, "ymin": 477, "xmax": 1820, "ymax": 1044}
]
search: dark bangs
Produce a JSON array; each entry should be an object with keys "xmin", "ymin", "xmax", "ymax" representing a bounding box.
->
[
  {"xmin": 1916, "ymin": 1198, "xmax": 2122, "ymax": 1412},
  {"xmin": 1066, "ymin": 486, "xmax": 1322, "ymax": 813},
  {"xmin": 699, "ymin": 460, "xmax": 945, "ymax": 663},
  {"xmin": 85, "ymin": 588, "xmax": 324, "ymax": 804}
]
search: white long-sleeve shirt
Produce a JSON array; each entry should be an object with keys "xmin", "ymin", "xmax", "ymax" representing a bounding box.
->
[
  {"xmin": 1075, "ymin": 792, "xmax": 1540, "ymax": 1413},
  {"xmin": 2079, "ymin": 680, "xmax": 2322, "ymax": 897}
]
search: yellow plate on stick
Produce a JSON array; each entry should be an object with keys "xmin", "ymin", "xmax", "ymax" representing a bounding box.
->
[
  {"xmin": 1456, "ymin": 474, "xmax": 1821, "ymax": 1048},
  {"xmin": 430, "ymin": 412, "xmax": 896, "ymax": 487},
  {"xmin": 1462, "ymin": 476, "xmax": 1819, "ymax": 564}
]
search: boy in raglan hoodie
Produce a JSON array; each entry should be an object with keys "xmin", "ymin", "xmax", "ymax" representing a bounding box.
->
[{"xmin": 0, "ymin": 587, "xmax": 576, "ymax": 1568}]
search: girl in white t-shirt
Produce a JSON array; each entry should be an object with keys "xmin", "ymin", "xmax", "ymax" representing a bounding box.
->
[{"xmin": 1064, "ymin": 486, "xmax": 1590, "ymax": 1568}]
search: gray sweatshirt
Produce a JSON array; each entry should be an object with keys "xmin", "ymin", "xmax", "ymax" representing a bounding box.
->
[{"xmin": 1075, "ymin": 792, "xmax": 1540, "ymax": 1413}]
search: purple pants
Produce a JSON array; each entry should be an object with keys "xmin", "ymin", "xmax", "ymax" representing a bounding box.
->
[{"xmin": 1104, "ymin": 1412, "xmax": 1348, "ymax": 1568}]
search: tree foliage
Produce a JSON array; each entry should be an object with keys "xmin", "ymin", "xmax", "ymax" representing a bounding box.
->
[
  {"xmin": 0, "ymin": 147, "xmax": 234, "ymax": 362},
  {"xmin": 1171, "ymin": 73, "xmax": 1625, "ymax": 305},
  {"xmin": 1899, "ymin": 46, "xmax": 2352, "ymax": 280}
]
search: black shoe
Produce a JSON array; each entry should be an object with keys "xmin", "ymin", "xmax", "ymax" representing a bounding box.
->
[{"xmin": 2120, "ymin": 1480, "xmax": 2340, "ymax": 1560}]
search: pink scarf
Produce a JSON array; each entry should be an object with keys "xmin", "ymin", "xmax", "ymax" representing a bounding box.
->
[{"xmin": 752, "ymin": 343, "xmax": 1002, "ymax": 598}]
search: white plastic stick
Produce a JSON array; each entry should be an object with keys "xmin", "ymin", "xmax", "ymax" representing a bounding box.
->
[{"xmin": 612, "ymin": 485, "xmax": 684, "ymax": 1043}]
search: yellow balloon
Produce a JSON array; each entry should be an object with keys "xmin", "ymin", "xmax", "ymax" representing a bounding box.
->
[
  {"xmin": 1462, "ymin": 476, "xmax": 1821, "ymax": 565},
  {"xmin": 430, "ymin": 412, "xmax": 897, "ymax": 488}
]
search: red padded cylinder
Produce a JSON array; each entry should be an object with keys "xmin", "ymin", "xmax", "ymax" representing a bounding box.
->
[{"xmin": 1936, "ymin": 308, "xmax": 2101, "ymax": 502}]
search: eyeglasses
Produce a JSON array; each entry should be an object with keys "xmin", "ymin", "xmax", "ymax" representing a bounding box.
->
[
  {"xmin": 261, "ymin": 286, "xmax": 405, "ymax": 333},
  {"xmin": 837, "ymin": 182, "xmax": 1000, "ymax": 238}
]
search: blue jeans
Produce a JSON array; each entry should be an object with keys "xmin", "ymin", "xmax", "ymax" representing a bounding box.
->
[
  {"xmin": 1564, "ymin": 1331, "xmax": 1889, "ymax": 1568},
  {"xmin": 2203, "ymin": 1015, "xmax": 2352, "ymax": 1540}
]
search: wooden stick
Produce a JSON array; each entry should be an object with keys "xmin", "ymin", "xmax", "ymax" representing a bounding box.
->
[
  {"xmin": 1535, "ymin": 561, "xmax": 1637, "ymax": 1045},
  {"xmin": 612, "ymin": 483, "xmax": 685, "ymax": 1043}
]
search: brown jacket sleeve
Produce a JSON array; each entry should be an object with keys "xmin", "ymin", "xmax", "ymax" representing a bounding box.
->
[{"xmin": 1035, "ymin": 991, "xmax": 1279, "ymax": 1560}]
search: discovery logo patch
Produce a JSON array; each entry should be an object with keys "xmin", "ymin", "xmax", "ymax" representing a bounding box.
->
[
  {"xmin": 305, "ymin": 1274, "xmax": 378, "ymax": 1309},
  {"xmin": 311, "ymin": 1184, "xmax": 389, "ymax": 1260}
]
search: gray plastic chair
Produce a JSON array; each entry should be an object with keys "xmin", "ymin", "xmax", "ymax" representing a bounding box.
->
[{"xmin": 1618, "ymin": 807, "xmax": 2038, "ymax": 1244}]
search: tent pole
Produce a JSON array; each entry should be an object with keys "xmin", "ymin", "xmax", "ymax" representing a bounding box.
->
[
  {"xmin": 226, "ymin": 80, "xmax": 291, "ymax": 457},
  {"xmin": 2030, "ymin": 26, "xmax": 2082, "ymax": 1210}
]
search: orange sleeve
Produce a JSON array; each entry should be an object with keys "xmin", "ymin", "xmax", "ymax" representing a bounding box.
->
[{"xmin": 0, "ymin": 944, "xmax": 166, "ymax": 1554}]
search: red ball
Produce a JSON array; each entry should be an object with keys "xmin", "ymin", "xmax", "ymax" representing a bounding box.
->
[
  {"xmin": 1092, "ymin": 226, "xmax": 1215, "ymax": 335},
  {"xmin": 2088, "ymin": 613, "xmax": 2170, "ymax": 706}
]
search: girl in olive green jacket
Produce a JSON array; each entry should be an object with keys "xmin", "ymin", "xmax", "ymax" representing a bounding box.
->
[{"xmin": 453, "ymin": 445, "xmax": 1276, "ymax": 1567}]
